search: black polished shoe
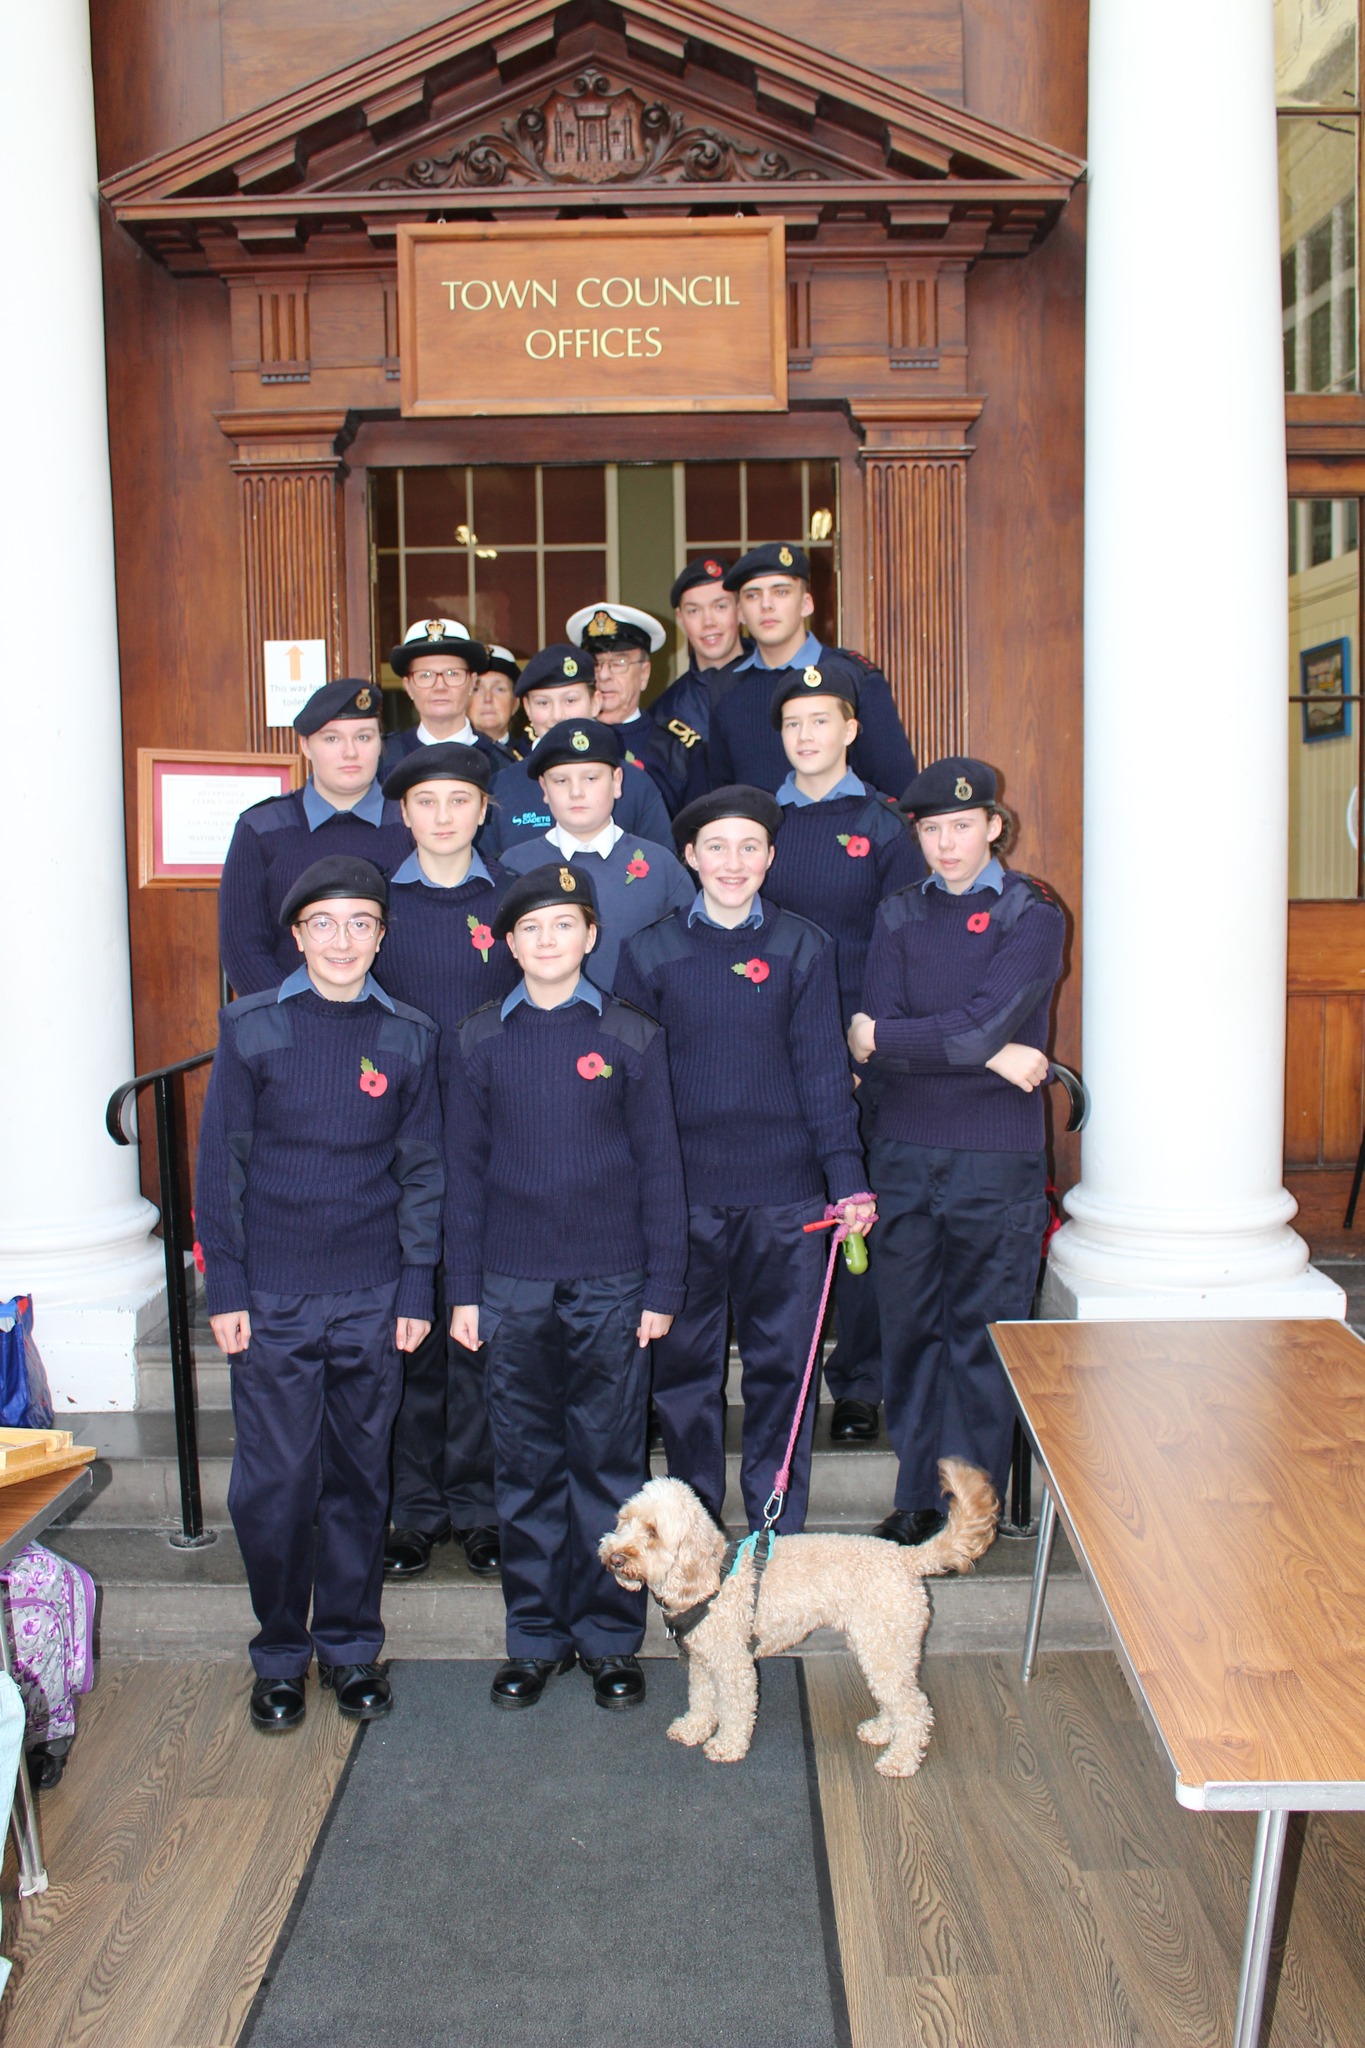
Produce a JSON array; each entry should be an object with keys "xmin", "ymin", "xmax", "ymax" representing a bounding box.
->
[
  {"xmin": 455, "ymin": 1525, "xmax": 501, "ymax": 1577},
  {"xmin": 319, "ymin": 1661, "xmax": 393, "ymax": 1719},
  {"xmin": 873, "ymin": 1508, "xmax": 946, "ymax": 1547},
  {"xmin": 491, "ymin": 1653, "xmax": 576, "ymax": 1710},
  {"xmin": 580, "ymin": 1654, "xmax": 646, "ymax": 1710},
  {"xmin": 383, "ymin": 1526, "xmax": 449, "ymax": 1578},
  {"xmin": 250, "ymin": 1674, "xmax": 306, "ymax": 1734},
  {"xmin": 829, "ymin": 1398, "xmax": 881, "ymax": 1443}
]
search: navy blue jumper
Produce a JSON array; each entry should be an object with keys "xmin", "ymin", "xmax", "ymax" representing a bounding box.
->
[
  {"xmin": 379, "ymin": 723, "xmax": 501, "ymax": 781},
  {"xmin": 860, "ymin": 863, "xmax": 1066, "ymax": 1513},
  {"xmin": 195, "ymin": 970, "xmax": 443, "ymax": 1677},
  {"xmin": 495, "ymin": 829, "xmax": 694, "ymax": 991},
  {"xmin": 615, "ymin": 900, "xmax": 864, "ymax": 1531},
  {"xmin": 218, "ymin": 779, "xmax": 412, "ymax": 997},
  {"xmin": 649, "ymin": 652, "xmax": 747, "ymax": 747},
  {"xmin": 480, "ymin": 747, "xmax": 671, "ymax": 858},
  {"xmin": 709, "ymin": 638, "xmax": 917, "ymax": 799},
  {"xmin": 374, "ymin": 850, "xmax": 519, "ymax": 1535},
  {"xmin": 441, "ymin": 982, "xmax": 688, "ymax": 1658}
]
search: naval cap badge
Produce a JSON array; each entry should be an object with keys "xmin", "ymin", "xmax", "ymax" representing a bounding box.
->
[
  {"xmin": 803, "ymin": 666, "xmax": 822, "ymax": 688},
  {"xmin": 954, "ymin": 776, "xmax": 973, "ymax": 801},
  {"xmin": 563, "ymin": 655, "xmax": 578, "ymax": 678},
  {"xmin": 571, "ymin": 729, "xmax": 590, "ymax": 751},
  {"xmin": 778, "ymin": 546, "xmax": 793, "ymax": 567},
  {"xmin": 587, "ymin": 609, "xmax": 616, "ymax": 638},
  {"xmin": 559, "ymin": 866, "xmax": 577, "ymax": 892},
  {"xmin": 354, "ymin": 686, "xmax": 373, "ymax": 711},
  {"xmin": 424, "ymin": 619, "xmax": 445, "ymax": 640}
]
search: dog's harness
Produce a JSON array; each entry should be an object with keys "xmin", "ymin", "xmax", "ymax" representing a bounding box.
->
[{"xmin": 663, "ymin": 1529, "xmax": 778, "ymax": 1652}]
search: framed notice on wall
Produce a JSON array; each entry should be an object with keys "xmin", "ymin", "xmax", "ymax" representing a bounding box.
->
[
  {"xmin": 397, "ymin": 218, "xmax": 787, "ymax": 416},
  {"xmin": 138, "ymin": 749, "xmax": 304, "ymax": 887}
]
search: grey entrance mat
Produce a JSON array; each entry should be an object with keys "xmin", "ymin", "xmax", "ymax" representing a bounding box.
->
[{"xmin": 243, "ymin": 1658, "xmax": 848, "ymax": 2048}]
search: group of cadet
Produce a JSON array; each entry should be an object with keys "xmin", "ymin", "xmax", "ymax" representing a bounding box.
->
[{"xmin": 197, "ymin": 543, "xmax": 1066, "ymax": 1735}]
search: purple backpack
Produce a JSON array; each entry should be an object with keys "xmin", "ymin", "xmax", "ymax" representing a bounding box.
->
[{"xmin": 1, "ymin": 1543, "xmax": 95, "ymax": 1783}]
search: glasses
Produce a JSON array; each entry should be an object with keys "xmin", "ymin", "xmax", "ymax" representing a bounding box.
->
[
  {"xmin": 298, "ymin": 914, "xmax": 382, "ymax": 941},
  {"xmin": 595, "ymin": 655, "xmax": 648, "ymax": 677},
  {"xmin": 409, "ymin": 667, "xmax": 470, "ymax": 684}
]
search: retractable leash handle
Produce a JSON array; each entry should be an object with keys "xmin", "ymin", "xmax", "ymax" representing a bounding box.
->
[{"xmin": 765, "ymin": 1197, "xmax": 878, "ymax": 1530}]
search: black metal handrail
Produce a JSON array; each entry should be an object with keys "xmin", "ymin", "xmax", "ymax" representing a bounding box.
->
[{"xmin": 107, "ymin": 1052, "xmax": 216, "ymax": 1548}]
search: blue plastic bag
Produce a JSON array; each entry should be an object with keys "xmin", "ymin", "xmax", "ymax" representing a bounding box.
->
[{"xmin": 0, "ymin": 1299, "xmax": 54, "ymax": 1430}]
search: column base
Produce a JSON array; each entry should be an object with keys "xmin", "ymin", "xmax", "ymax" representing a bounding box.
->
[
  {"xmin": 1039, "ymin": 1259, "xmax": 1346, "ymax": 1323},
  {"xmin": 34, "ymin": 1278, "xmax": 169, "ymax": 1411}
]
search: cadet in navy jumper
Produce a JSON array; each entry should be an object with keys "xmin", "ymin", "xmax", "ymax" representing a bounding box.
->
[
  {"xmin": 441, "ymin": 865, "xmax": 688, "ymax": 1694},
  {"xmin": 219, "ymin": 680, "xmax": 411, "ymax": 996},
  {"xmin": 374, "ymin": 744, "xmax": 518, "ymax": 1581},
  {"xmin": 195, "ymin": 855, "xmax": 442, "ymax": 1723},
  {"xmin": 616, "ymin": 786, "xmax": 871, "ymax": 1532},
  {"xmin": 648, "ymin": 556, "xmax": 748, "ymax": 761},
  {"xmin": 852, "ymin": 758, "xmax": 1065, "ymax": 1535}
]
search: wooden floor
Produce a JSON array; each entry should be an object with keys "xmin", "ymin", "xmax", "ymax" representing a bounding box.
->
[{"xmin": 5, "ymin": 1653, "xmax": 1365, "ymax": 2046}]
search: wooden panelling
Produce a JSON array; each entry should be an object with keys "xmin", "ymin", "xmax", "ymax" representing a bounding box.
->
[
  {"xmin": 1287, "ymin": 898, "xmax": 1365, "ymax": 993},
  {"xmin": 1323, "ymin": 993, "xmax": 1365, "ymax": 1161},
  {"xmin": 90, "ymin": 0, "xmax": 224, "ymax": 174},
  {"xmin": 1286, "ymin": 995, "xmax": 1329, "ymax": 1165},
  {"xmin": 1285, "ymin": 901, "xmax": 1365, "ymax": 1167},
  {"xmin": 231, "ymin": 458, "xmax": 347, "ymax": 749},
  {"xmin": 864, "ymin": 453, "xmax": 970, "ymax": 759}
]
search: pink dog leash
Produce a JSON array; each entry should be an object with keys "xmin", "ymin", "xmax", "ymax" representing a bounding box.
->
[{"xmin": 761, "ymin": 1195, "xmax": 877, "ymax": 1531}]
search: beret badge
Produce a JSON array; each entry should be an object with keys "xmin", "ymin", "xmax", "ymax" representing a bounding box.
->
[
  {"xmin": 587, "ymin": 609, "xmax": 616, "ymax": 638},
  {"xmin": 571, "ymin": 729, "xmax": 590, "ymax": 752},
  {"xmin": 704, "ymin": 559, "xmax": 723, "ymax": 579},
  {"xmin": 954, "ymin": 777, "xmax": 973, "ymax": 801},
  {"xmin": 354, "ymin": 687, "xmax": 373, "ymax": 711},
  {"xmin": 803, "ymin": 666, "xmax": 822, "ymax": 688},
  {"xmin": 778, "ymin": 546, "xmax": 793, "ymax": 567},
  {"xmin": 563, "ymin": 655, "xmax": 579, "ymax": 678},
  {"xmin": 559, "ymin": 866, "xmax": 577, "ymax": 892}
]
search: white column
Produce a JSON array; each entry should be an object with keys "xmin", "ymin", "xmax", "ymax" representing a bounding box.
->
[
  {"xmin": 0, "ymin": 0, "xmax": 166, "ymax": 1402},
  {"xmin": 1043, "ymin": 0, "xmax": 1344, "ymax": 1320}
]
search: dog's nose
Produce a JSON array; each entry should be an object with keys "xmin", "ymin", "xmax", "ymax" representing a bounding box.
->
[{"xmin": 607, "ymin": 1551, "xmax": 628, "ymax": 1572}]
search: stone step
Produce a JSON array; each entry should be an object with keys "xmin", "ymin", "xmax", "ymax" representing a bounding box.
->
[{"xmin": 49, "ymin": 1518, "xmax": 1102, "ymax": 1662}]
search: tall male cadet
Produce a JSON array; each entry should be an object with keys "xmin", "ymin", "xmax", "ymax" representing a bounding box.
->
[
  {"xmin": 708, "ymin": 544, "xmax": 917, "ymax": 799},
  {"xmin": 566, "ymin": 602, "xmax": 699, "ymax": 814},
  {"xmin": 381, "ymin": 617, "xmax": 498, "ymax": 776},
  {"xmin": 219, "ymin": 679, "xmax": 411, "ymax": 997},
  {"xmin": 197, "ymin": 854, "xmax": 442, "ymax": 1733},
  {"xmin": 480, "ymin": 644, "xmax": 671, "ymax": 856},
  {"xmin": 496, "ymin": 718, "xmax": 693, "ymax": 988},
  {"xmin": 649, "ymin": 557, "xmax": 749, "ymax": 759}
]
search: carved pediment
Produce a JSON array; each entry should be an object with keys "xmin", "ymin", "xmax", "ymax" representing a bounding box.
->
[{"xmin": 102, "ymin": 0, "xmax": 1084, "ymax": 273}]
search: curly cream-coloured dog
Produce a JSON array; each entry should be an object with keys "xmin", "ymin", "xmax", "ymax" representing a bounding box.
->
[{"xmin": 599, "ymin": 1459, "xmax": 997, "ymax": 1777}]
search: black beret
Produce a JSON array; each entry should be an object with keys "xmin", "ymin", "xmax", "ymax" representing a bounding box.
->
[
  {"xmin": 293, "ymin": 678, "xmax": 383, "ymax": 735},
  {"xmin": 279, "ymin": 855, "xmax": 389, "ymax": 927},
  {"xmin": 492, "ymin": 861, "xmax": 599, "ymax": 940},
  {"xmin": 768, "ymin": 653, "xmax": 864, "ymax": 728},
  {"xmin": 389, "ymin": 618, "xmax": 489, "ymax": 676},
  {"xmin": 723, "ymin": 543, "xmax": 811, "ymax": 590},
  {"xmin": 672, "ymin": 784, "xmax": 783, "ymax": 848},
  {"xmin": 527, "ymin": 718, "xmax": 622, "ymax": 777},
  {"xmin": 482, "ymin": 645, "xmax": 522, "ymax": 685},
  {"xmin": 382, "ymin": 741, "xmax": 491, "ymax": 802},
  {"xmin": 898, "ymin": 756, "xmax": 998, "ymax": 819},
  {"xmin": 670, "ymin": 556, "xmax": 731, "ymax": 608},
  {"xmin": 515, "ymin": 644, "xmax": 594, "ymax": 697}
]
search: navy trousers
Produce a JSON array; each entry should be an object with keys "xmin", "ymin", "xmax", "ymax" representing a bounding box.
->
[
  {"xmin": 390, "ymin": 1272, "xmax": 495, "ymax": 1533},
  {"xmin": 869, "ymin": 1139, "xmax": 1048, "ymax": 1513},
  {"xmin": 228, "ymin": 1284, "xmax": 402, "ymax": 1678},
  {"xmin": 652, "ymin": 1198, "xmax": 826, "ymax": 1532},
  {"xmin": 480, "ymin": 1270, "xmax": 649, "ymax": 1660},
  {"xmin": 822, "ymin": 1073, "xmax": 883, "ymax": 1405}
]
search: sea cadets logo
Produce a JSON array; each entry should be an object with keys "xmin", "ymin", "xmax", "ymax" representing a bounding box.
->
[
  {"xmin": 586, "ymin": 609, "xmax": 617, "ymax": 639},
  {"xmin": 803, "ymin": 666, "xmax": 822, "ymax": 688},
  {"xmin": 778, "ymin": 546, "xmax": 793, "ymax": 567},
  {"xmin": 559, "ymin": 866, "xmax": 577, "ymax": 892},
  {"xmin": 354, "ymin": 687, "xmax": 373, "ymax": 711},
  {"xmin": 563, "ymin": 655, "xmax": 579, "ymax": 678},
  {"xmin": 571, "ymin": 729, "xmax": 591, "ymax": 751},
  {"xmin": 954, "ymin": 776, "xmax": 973, "ymax": 801}
]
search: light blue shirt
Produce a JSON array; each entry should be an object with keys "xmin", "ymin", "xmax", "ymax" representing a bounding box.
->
[
  {"xmin": 776, "ymin": 769, "xmax": 866, "ymax": 808},
  {"xmin": 687, "ymin": 891, "xmax": 766, "ymax": 931},
  {"xmin": 302, "ymin": 778, "xmax": 386, "ymax": 831},
  {"xmin": 276, "ymin": 963, "xmax": 395, "ymax": 1010},
  {"xmin": 500, "ymin": 977, "xmax": 605, "ymax": 1020},
  {"xmin": 921, "ymin": 856, "xmax": 1006, "ymax": 897},
  {"xmin": 391, "ymin": 849, "xmax": 494, "ymax": 888},
  {"xmin": 737, "ymin": 630, "xmax": 824, "ymax": 674}
]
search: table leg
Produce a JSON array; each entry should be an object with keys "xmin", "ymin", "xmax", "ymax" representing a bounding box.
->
[
  {"xmin": 1232, "ymin": 1809, "xmax": 1289, "ymax": 2048},
  {"xmin": 0, "ymin": 1599, "xmax": 46, "ymax": 1898},
  {"xmin": 1020, "ymin": 1485, "xmax": 1057, "ymax": 1685}
]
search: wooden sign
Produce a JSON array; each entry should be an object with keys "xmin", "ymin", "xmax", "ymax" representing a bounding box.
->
[
  {"xmin": 398, "ymin": 219, "xmax": 787, "ymax": 416},
  {"xmin": 138, "ymin": 749, "xmax": 305, "ymax": 887}
]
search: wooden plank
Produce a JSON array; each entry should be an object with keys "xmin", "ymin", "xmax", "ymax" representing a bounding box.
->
[
  {"xmin": 1322, "ymin": 992, "xmax": 1365, "ymax": 1164},
  {"xmin": 1287, "ymin": 899, "xmax": 1365, "ymax": 994},
  {"xmin": 1285, "ymin": 994, "xmax": 1326, "ymax": 1165},
  {"xmin": 990, "ymin": 1320, "xmax": 1365, "ymax": 1799}
]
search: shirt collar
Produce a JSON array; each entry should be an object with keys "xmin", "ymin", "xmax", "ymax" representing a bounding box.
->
[
  {"xmin": 545, "ymin": 820, "xmax": 623, "ymax": 860},
  {"xmin": 276, "ymin": 963, "xmax": 395, "ymax": 1010},
  {"xmin": 737, "ymin": 630, "xmax": 823, "ymax": 673},
  {"xmin": 687, "ymin": 890, "xmax": 765, "ymax": 931},
  {"xmin": 391, "ymin": 848, "xmax": 494, "ymax": 889},
  {"xmin": 500, "ymin": 976, "xmax": 605, "ymax": 1019},
  {"xmin": 922, "ymin": 855, "xmax": 1007, "ymax": 898},
  {"xmin": 776, "ymin": 768, "xmax": 866, "ymax": 808},
  {"xmin": 415, "ymin": 718, "xmax": 476, "ymax": 748},
  {"xmin": 302, "ymin": 777, "xmax": 386, "ymax": 830}
]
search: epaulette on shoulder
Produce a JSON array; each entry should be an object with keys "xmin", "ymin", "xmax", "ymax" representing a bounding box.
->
[
  {"xmin": 879, "ymin": 884, "xmax": 930, "ymax": 931},
  {"xmin": 241, "ymin": 790, "xmax": 302, "ymax": 835},
  {"xmin": 626, "ymin": 912, "xmax": 692, "ymax": 973},
  {"xmin": 665, "ymin": 718, "xmax": 701, "ymax": 750},
  {"xmin": 385, "ymin": 997, "xmax": 440, "ymax": 1034},
  {"xmin": 763, "ymin": 905, "xmax": 828, "ymax": 973},
  {"xmin": 232, "ymin": 998, "xmax": 294, "ymax": 1058},
  {"xmin": 224, "ymin": 988, "xmax": 278, "ymax": 1017},
  {"xmin": 836, "ymin": 645, "xmax": 877, "ymax": 672},
  {"xmin": 992, "ymin": 872, "xmax": 1065, "ymax": 933},
  {"xmin": 602, "ymin": 997, "xmax": 661, "ymax": 1054},
  {"xmin": 378, "ymin": 1007, "xmax": 438, "ymax": 1065},
  {"xmin": 1007, "ymin": 873, "xmax": 1063, "ymax": 911},
  {"xmin": 855, "ymin": 793, "xmax": 907, "ymax": 843},
  {"xmin": 458, "ymin": 1001, "xmax": 506, "ymax": 1054}
]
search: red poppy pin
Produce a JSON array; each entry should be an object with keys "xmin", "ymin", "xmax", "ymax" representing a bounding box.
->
[
  {"xmin": 732, "ymin": 958, "xmax": 770, "ymax": 985},
  {"xmin": 359, "ymin": 1056, "xmax": 388, "ymax": 1096},
  {"xmin": 966, "ymin": 911, "xmax": 991, "ymax": 934},
  {"xmin": 190, "ymin": 1207, "xmax": 205, "ymax": 1276},
  {"xmin": 837, "ymin": 833, "xmax": 871, "ymax": 859},
  {"xmin": 577, "ymin": 1052, "xmax": 614, "ymax": 1080},
  {"xmin": 468, "ymin": 914, "xmax": 494, "ymax": 961},
  {"xmin": 625, "ymin": 851, "xmax": 650, "ymax": 883}
]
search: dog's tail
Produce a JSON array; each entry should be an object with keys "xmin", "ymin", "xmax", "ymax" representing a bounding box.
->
[{"xmin": 910, "ymin": 1459, "xmax": 999, "ymax": 1576}]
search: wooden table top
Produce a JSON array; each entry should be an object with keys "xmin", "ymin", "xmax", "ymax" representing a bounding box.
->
[
  {"xmin": 989, "ymin": 1319, "xmax": 1365, "ymax": 1810},
  {"xmin": 0, "ymin": 1465, "xmax": 93, "ymax": 1574}
]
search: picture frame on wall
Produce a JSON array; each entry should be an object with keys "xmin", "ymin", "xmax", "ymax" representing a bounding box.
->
[
  {"xmin": 1300, "ymin": 639, "xmax": 1353, "ymax": 744},
  {"xmin": 138, "ymin": 749, "xmax": 304, "ymax": 887}
]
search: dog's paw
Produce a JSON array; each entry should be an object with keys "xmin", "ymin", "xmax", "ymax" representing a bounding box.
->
[
  {"xmin": 857, "ymin": 1714, "xmax": 893, "ymax": 1746},
  {"xmin": 702, "ymin": 1733, "xmax": 751, "ymax": 1763},
  {"xmin": 667, "ymin": 1714, "xmax": 714, "ymax": 1746},
  {"xmin": 874, "ymin": 1746, "xmax": 927, "ymax": 1778}
]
